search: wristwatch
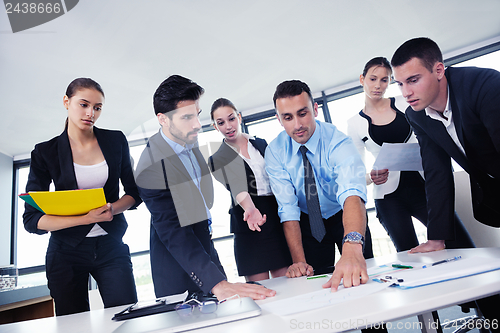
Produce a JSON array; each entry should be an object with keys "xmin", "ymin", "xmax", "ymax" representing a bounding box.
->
[{"xmin": 341, "ymin": 232, "xmax": 365, "ymax": 247}]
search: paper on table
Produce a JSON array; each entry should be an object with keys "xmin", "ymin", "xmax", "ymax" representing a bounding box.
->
[
  {"xmin": 375, "ymin": 257, "xmax": 500, "ymax": 289},
  {"xmin": 260, "ymin": 282, "xmax": 390, "ymax": 316},
  {"xmin": 159, "ymin": 290, "xmax": 188, "ymax": 304},
  {"xmin": 373, "ymin": 143, "xmax": 423, "ymax": 171},
  {"xmin": 367, "ymin": 261, "xmax": 424, "ymax": 278},
  {"xmin": 19, "ymin": 188, "xmax": 107, "ymax": 216}
]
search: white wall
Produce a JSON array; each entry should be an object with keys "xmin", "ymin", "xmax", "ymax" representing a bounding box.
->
[{"xmin": 0, "ymin": 152, "xmax": 13, "ymax": 265}]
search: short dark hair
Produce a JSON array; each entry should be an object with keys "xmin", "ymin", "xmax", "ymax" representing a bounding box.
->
[
  {"xmin": 362, "ymin": 57, "xmax": 392, "ymax": 77},
  {"xmin": 210, "ymin": 98, "xmax": 237, "ymax": 121},
  {"xmin": 153, "ymin": 75, "xmax": 204, "ymax": 115},
  {"xmin": 391, "ymin": 37, "xmax": 443, "ymax": 73},
  {"xmin": 66, "ymin": 78, "xmax": 105, "ymax": 99},
  {"xmin": 273, "ymin": 80, "xmax": 314, "ymax": 109}
]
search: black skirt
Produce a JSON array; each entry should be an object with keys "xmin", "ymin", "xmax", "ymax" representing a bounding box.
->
[{"xmin": 231, "ymin": 195, "xmax": 292, "ymax": 276}]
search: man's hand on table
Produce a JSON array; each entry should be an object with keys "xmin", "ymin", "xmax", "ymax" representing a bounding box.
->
[
  {"xmin": 211, "ymin": 280, "xmax": 276, "ymax": 301},
  {"xmin": 286, "ymin": 261, "xmax": 314, "ymax": 278},
  {"xmin": 322, "ymin": 243, "xmax": 368, "ymax": 292}
]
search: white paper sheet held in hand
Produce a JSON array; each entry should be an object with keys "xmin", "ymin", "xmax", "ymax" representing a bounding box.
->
[
  {"xmin": 373, "ymin": 143, "xmax": 423, "ymax": 171},
  {"xmin": 260, "ymin": 281, "xmax": 390, "ymax": 316}
]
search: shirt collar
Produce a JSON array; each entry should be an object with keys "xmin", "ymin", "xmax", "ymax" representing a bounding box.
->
[
  {"xmin": 160, "ymin": 128, "xmax": 195, "ymax": 155},
  {"xmin": 425, "ymin": 86, "xmax": 452, "ymax": 122},
  {"xmin": 291, "ymin": 120, "xmax": 321, "ymax": 155},
  {"xmin": 224, "ymin": 133, "xmax": 255, "ymax": 153},
  {"xmin": 243, "ymin": 133, "xmax": 255, "ymax": 141}
]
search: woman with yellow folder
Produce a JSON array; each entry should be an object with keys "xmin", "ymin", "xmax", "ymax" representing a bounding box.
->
[{"xmin": 23, "ymin": 78, "xmax": 142, "ymax": 316}]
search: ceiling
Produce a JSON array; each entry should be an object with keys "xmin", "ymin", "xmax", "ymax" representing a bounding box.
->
[{"xmin": 1, "ymin": 0, "xmax": 500, "ymax": 159}]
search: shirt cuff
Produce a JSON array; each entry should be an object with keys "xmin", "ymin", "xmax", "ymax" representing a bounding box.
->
[
  {"xmin": 337, "ymin": 189, "xmax": 367, "ymax": 208},
  {"xmin": 278, "ymin": 205, "xmax": 302, "ymax": 223}
]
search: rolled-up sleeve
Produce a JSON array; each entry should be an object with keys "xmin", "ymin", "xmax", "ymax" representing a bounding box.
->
[
  {"xmin": 329, "ymin": 135, "xmax": 367, "ymax": 208},
  {"xmin": 265, "ymin": 145, "xmax": 301, "ymax": 222}
]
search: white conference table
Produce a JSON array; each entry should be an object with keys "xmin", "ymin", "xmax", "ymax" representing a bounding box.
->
[{"xmin": 1, "ymin": 247, "xmax": 499, "ymax": 333}]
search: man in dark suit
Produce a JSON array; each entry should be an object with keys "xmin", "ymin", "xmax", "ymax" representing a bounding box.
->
[
  {"xmin": 392, "ymin": 37, "xmax": 500, "ymax": 328},
  {"xmin": 391, "ymin": 37, "xmax": 500, "ymax": 253},
  {"xmin": 135, "ymin": 75, "xmax": 275, "ymax": 301}
]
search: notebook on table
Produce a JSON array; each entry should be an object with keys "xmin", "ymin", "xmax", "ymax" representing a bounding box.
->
[{"xmin": 113, "ymin": 297, "xmax": 261, "ymax": 333}]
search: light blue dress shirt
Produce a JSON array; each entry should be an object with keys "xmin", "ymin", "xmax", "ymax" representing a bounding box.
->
[
  {"xmin": 265, "ymin": 120, "xmax": 367, "ymax": 222},
  {"xmin": 160, "ymin": 130, "xmax": 212, "ymax": 225}
]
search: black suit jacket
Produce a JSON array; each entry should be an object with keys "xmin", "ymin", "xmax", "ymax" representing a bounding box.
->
[
  {"xmin": 23, "ymin": 127, "xmax": 142, "ymax": 246},
  {"xmin": 208, "ymin": 137, "xmax": 268, "ymax": 233},
  {"xmin": 406, "ymin": 66, "xmax": 500, "ymax": 233},
  {"xmin": 135, "ymin": 130, "xmax": 226, "ymax": 298}
]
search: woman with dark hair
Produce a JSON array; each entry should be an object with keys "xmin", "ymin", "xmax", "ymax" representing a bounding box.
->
[
  {"xmin": 347, "ymin": 57, "xmax": 473, "ymax": 252},
  {"xmin": 23, "ymin": 78, "xmax": 141, "ymax": 316},
  {"xmin": 208, "ymin": 98, "xmax": 291, "ymax": 281}
]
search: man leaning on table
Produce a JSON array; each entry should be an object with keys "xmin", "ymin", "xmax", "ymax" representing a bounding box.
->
[
  {"xmin": 391, "ymin": 37, "xmax": 500, "ymax": 253},
  {"xmin": 265, "ymin": 80, "xmax": 377, "ymax": 292},
  {"xmin": 134, "ymin": 75, "xmax": 275, "ymax": 301},
  {"xmin": 392, "ymin": 37, "xmax": 500, "ymax": 329}
]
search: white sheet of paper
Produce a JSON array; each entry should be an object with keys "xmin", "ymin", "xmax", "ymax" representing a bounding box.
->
[
  {"xmin": 260, "ymin": 282, "xmax": 390, "ymax": 316},
  {"xmin": 381, "ymin": 257, "xmax": 500, "ymax": 289},
  {"xmin": 373, "ymin": 143, "xmax": 423, "ymax": 171}
]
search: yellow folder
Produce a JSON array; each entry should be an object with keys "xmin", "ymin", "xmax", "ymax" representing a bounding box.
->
[{"xmin": 20, "ymin": 188, "xmax": 107, "ymax": 216}]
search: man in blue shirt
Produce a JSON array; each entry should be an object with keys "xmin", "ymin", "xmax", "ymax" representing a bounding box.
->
[
  {"xmin": 266, "ymin": 80, "xmax": 374, "ymax": 292},
  {"xmin": 135, "ymin": 75, "xmax": 276, "ymax": 301}
]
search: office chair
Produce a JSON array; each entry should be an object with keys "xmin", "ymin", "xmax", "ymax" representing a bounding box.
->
[{"xmin": 443, "ymin": 171, "xmax": 500, "ymax": 333}]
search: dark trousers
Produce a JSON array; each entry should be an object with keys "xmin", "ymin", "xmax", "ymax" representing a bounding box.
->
[
  {"xmin": 46, "ymin": 235, "xmax": 138, "ymax": 316},
  {"xmin": 299, "ymin": 211, "xmax": 374, "ymax": 275},
  {"xmin": 375, "ymin": 172, "xmax": 475, "ymax": 252}
]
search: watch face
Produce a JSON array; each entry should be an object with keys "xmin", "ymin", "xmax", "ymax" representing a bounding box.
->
[
  {"xmin": 343, "ymin": 232, "xmax": 364, "ymax": 244},
  {"xmin": 349, "ymin": 233, "xmax": 362, "ymax": 242}
]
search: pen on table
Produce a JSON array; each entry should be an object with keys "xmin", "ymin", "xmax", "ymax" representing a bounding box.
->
[
  {"xmin": 392, "ymin": 264, "xmax": 413, "ymax": 269},
  {"xmin": 422, "ymin": 256, "xmax": 462, "ymax": 268},
  {"xmin": 307, "ymin": 274, "xmax": 328, "ymax": 280}
]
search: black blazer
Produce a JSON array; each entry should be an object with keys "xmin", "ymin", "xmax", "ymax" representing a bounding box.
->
[
  {"xmin": 23, "ymin": 127, "xmax": 142, "ymax": 247},
  {"xmin": 208, "ymin": 137, "xmax": 269, "ymax": 233},
  {"xmin": 406, "ymin": 66, "xmax": 500, "ymax": 232},
  {"xmin": 135, "ymin": 130, "xmax": 226, "ymax": 298}
]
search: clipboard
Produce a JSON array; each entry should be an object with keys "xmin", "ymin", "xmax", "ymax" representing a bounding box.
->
[
  {"xmin": 112, "ymin": 299, "xmax": 182, "ymax": 321},
  {"xmin": 113, "ymin": 297, "xmax": 262, "ymax": 333},
  {"xmin": 112, "ymin": 291, "xmax": 189, "ymax": 321}
]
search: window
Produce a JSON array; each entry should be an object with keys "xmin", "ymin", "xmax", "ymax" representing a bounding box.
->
[
  {"xmin": 121, "ymin": 144, "xmax": 153, "ymax": 254},
  {"xmin": 16, "ymin": 165, "xmax": 49, "ymax": 269},
  {"xmin": 16, "ymin": 164, "xmax": 50, "ymax": 287},
  {"xmin": 198, "ymin": 127, "xmax": 231, "ymax": 239},
  {"xmin": 452, "ymin": 49, "xmax": 500, "ymax": 70}
]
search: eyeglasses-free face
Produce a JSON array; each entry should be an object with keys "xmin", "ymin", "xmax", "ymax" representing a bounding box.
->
[{"xmin": 174, "ymin": 294, "xmax": 240, "ymax": 316}]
